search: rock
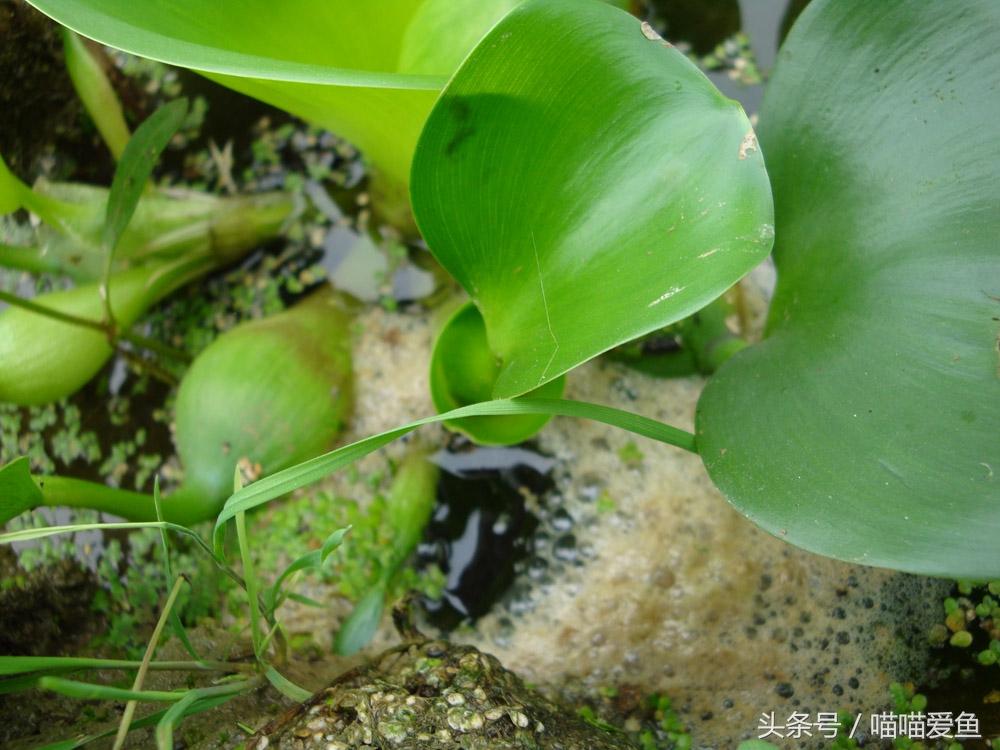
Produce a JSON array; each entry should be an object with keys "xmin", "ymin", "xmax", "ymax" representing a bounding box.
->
[{"xmin": 252, "ymin": 639, "xmax": 635, "ymax": 750}]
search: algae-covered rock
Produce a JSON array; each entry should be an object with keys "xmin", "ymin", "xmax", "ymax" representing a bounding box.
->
[{"xmin": 252, "ymin": 639, "xmax": 635, "ymax": 750}]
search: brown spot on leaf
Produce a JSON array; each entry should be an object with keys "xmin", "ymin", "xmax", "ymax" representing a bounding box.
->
[{"xmin": 738, "ymin": 130, "xmax": 758, "ymax": 160}]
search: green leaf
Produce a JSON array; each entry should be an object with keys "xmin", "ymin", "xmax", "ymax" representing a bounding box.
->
[
  {"xmin": 334, "ymin": 587, "xmax": 385, "ymax": 656},
  {"xmin": 153, "ymin": 682, "xmax": 252, "ymax": 750},
  {"xmin": 26, "ymin": 1, "xmax": 629, "ymax": 215},
  {"xmin": 263, "ymin": 666, "xmax": 312, "ymax": 702},
  {"xmin": 23, "ymin": 0, "xmax": 439, "ymax": 206},
  {"xmin": 62, "ymin": 29, "xmax": 131, "ymax": 159},
  {"xmin": 696, "ymin": 0, "xmax": 1000, "ymax": 578},
  {"xmin": 212, "ymin": 395, "xmax": 696, "ymax": 552},
  {"xmin": 398, "ymin": 0, "xmax": 521, "ymax": 76},
  {"xmin": 0, "ymin": 458, "xmax": 43, "ymax": 526},
  {"xmin": 0, "ymin": 657, "xmax": 140, "ymax": 677},
  {"xmin": 430, "ymin": 301, "xmax": 564, "ymax": 444},
  {"xmin": 36, "ymin": 676, "xmax": 185, "ymax": 702},
  {"xmin": 265, "ymin": 526, "xmax": 349, "ymax": 613},
  {"xmin": 412, "ymin": 0, "xmax": 773, "ymax": 399},
  {"xmin": 39, "ymin": 692, "xmax": 237, "ymax": 750},
  {"xmin": 0, "ymin": 155, "xmax": 25, "ymax": 214},
  {"xmin": 102, "ymin": 98, "xmax": 187, "ymax": 255}
]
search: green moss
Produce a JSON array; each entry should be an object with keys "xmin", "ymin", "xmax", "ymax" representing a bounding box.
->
[{"xmin": 617, "ymin": 441, "xmax": 645, "ymax": 468}]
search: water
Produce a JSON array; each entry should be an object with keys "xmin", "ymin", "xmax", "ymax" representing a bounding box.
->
[{"xmin": 416, "ymin": 441, "xmax": 555, "ymax": 630}]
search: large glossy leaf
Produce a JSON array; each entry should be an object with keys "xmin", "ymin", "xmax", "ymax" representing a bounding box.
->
[
  {"xmin": 411, "ymin": 0, "xmax": 773, "ymax": 399},
  {"xmin": 696, "ymin": 0, "xmax": 1000, "ymax": 578},
  {"xmin": 20, "ymin": 1, "xmax": 556, "ymax": 209},
  {"xmin": 27, "ymin": 1, "xmax": 627, "ymax": 211},
  {"xmin": 25, "ymin": 0, "xmax": 440, "ymax": 200}
]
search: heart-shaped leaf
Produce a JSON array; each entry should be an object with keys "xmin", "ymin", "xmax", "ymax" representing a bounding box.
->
[
  {"xmin": 696, "ymin": 0, "xmax": 1000, "ymax": 578},
  {"xmin": 411, "ymin": 0, "xmax": 774, "ymax": 398}
]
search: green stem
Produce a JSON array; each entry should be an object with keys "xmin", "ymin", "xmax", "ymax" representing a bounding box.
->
[
  {"xmin": 0, "ymin": 288, "xmax": 191, "ymax": 364},
  {"xmin": 235, "ymin": 511, "xmax": 263, "ymax": 659},
  {"xmin": 385, "ymin": 448, "xmax": 438, "ymax": 575},
  {"xmin": 114, "ymin": 575, "xmax": 187, "ymax": 750},
  {"xmin": 0, "ymin": 244, "xmax": 66, "ymax": 276},
  {"xmin": 33, "ymin": 475, "xmax": 220, "ymax": 526},
  {"xmin": 0, "ymin": 288, "xmax": 108, "ymax": 332}
]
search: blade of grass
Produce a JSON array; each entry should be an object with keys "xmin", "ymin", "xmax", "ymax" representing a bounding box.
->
[
  {"xmin": 334, "ymin": 586, "xmax": 385, "ymax": 656},
  {"xmin": 39, "ymin": 691, "xmax": 240, "ymax": 750},
  {"xmin": 213, "ymin": 396, "xmax": 697, "ymax": 552},
  {"xmin": 0, "ymin": 521, "xmax": 213, "ymax": 556},
  {"xmin": 0, "ymin": 656, "xmax": 250, "ymax": 677},
  {"xmin": 112, "ymin": 575, "xmax": 187, "ymax": 750},
  {"xmin": 235, "ymin": 511, "xmax": 263, "ymax": 659},
  {"xmin": 155, "ymin": 679, "xmax": 258, "ymax": 750},
  {"xmin": 100, "ymin": 98, "xmax": 188, "ymax": 333},
  {"xmin": 263, "ymin": 666, "xmax": 312, "ymax": 702},
  {"xmin": 154, "ymin": 480, "xmax": 202, "ymax": 661},
  {"xmin": 0, "ymin": 521, "xmax": 250, "ymax": 597},
  {"xmin": 36, "ymin": 676, "xmax": 187, "ymax": 702},
  {"xmin": 264, "ymin": 526, "xmax": 349, "ymax": 615},
  {"xmin": 283, "ymin": 592, "xmax": 324, "ymax": 608}
]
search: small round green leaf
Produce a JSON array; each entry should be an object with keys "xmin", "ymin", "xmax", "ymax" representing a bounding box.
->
[
  {"xmin": 431, "ymin": 301, "xmax": 564, "ymax": 444},
  {"xmin": 696, "ymin": 0, "xmax": 1000, "ymax": 578},
  {"xmin": 412, "ymin": 0, "xmax": 773, "ymax": 399}
]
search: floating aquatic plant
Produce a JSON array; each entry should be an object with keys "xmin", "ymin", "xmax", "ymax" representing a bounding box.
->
[
  {"xmin": 2, "ymin": 288, "xmax": 354, "ymax": 525},
  {"xmin": 8, "ymin": 0, "xmax": 998, "ymax": 585},
  {"xmin": 204, "ymin": 0, "xmax": 999, "ymax": 581},
  {"xmin": 0, "ymin": 99, "xmax": 295, "ymax": 405},
  {"xmin": 430, "ymin": 301, "xmax": 565, "ymax": 445},
  {"xmin": 23, "ymin": 0, "xmax": 628, "ymax": 223}
]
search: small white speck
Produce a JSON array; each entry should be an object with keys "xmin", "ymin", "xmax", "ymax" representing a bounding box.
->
[{"xmin": 647, "ymin": 286, "xmax": 685, "ymax": 308}]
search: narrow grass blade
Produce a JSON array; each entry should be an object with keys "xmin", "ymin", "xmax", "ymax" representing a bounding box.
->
[
  {"xmin": 101, "ymin": 99, "xmax": 187, "ymax": 254},
  {"xmin": 213, "ymin": 396, "xmax": 696, "ymax": 552},
  {"xmin": 113, "ymin": 575, "xmax": 187, "ymax": 749},
  {"xmin": 265, "ymin": 526, "xmax": 348, "ymax": 614},
  {"xmin": 155, "ymin": 680, "xmax": 256, "ymax": 750},
  {"xmin": 100, "ymin": 98, "xmax": 187, "ymax": 328},
  {"xmin": 0, "ymin": 521, "xmax": 216, "ymax": 561},
  {"xmin": 263, "ymin": 666, "xmax": 312, "ymax": 702},
  {"xmin": 154, "ymin": 479, "xmax": 202, "ymax": 661},
  {"xmin": 40, "ymin": 692, "xmax": 238, "ymax": 750},
  {"xmin": 36, "ymin": 677, "xmax": 186, "ymax": 702},
  {"xmin": 0, "ymin": 656, "xmax": 247, "ymax": 678},
  {"xmin": 234, "ymin": 506, "xmax": 263, "ymax": 659}
]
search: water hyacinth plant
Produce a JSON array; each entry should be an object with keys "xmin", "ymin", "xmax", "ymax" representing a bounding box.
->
[
  {"xmin": 22, "ymin": 0, "xmax": 628, "ymax": 224},
  {"xmin": 0, "ymin": 1, "xmax": 997, "ymax": 746},
  {"xmin": 208, "ymin": 0, "xmax": 999, "ymax": 583},
  {"xmin": 0, "ymin": 98, "xmax": 295, "ymax": 405},
  {"xmin": 0, "ymin": 288, "xmax": 354, "ymax": 526},
  {"xmin": 9, "ymin": 0, "xmax": 1000, "ymax": 582}
]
